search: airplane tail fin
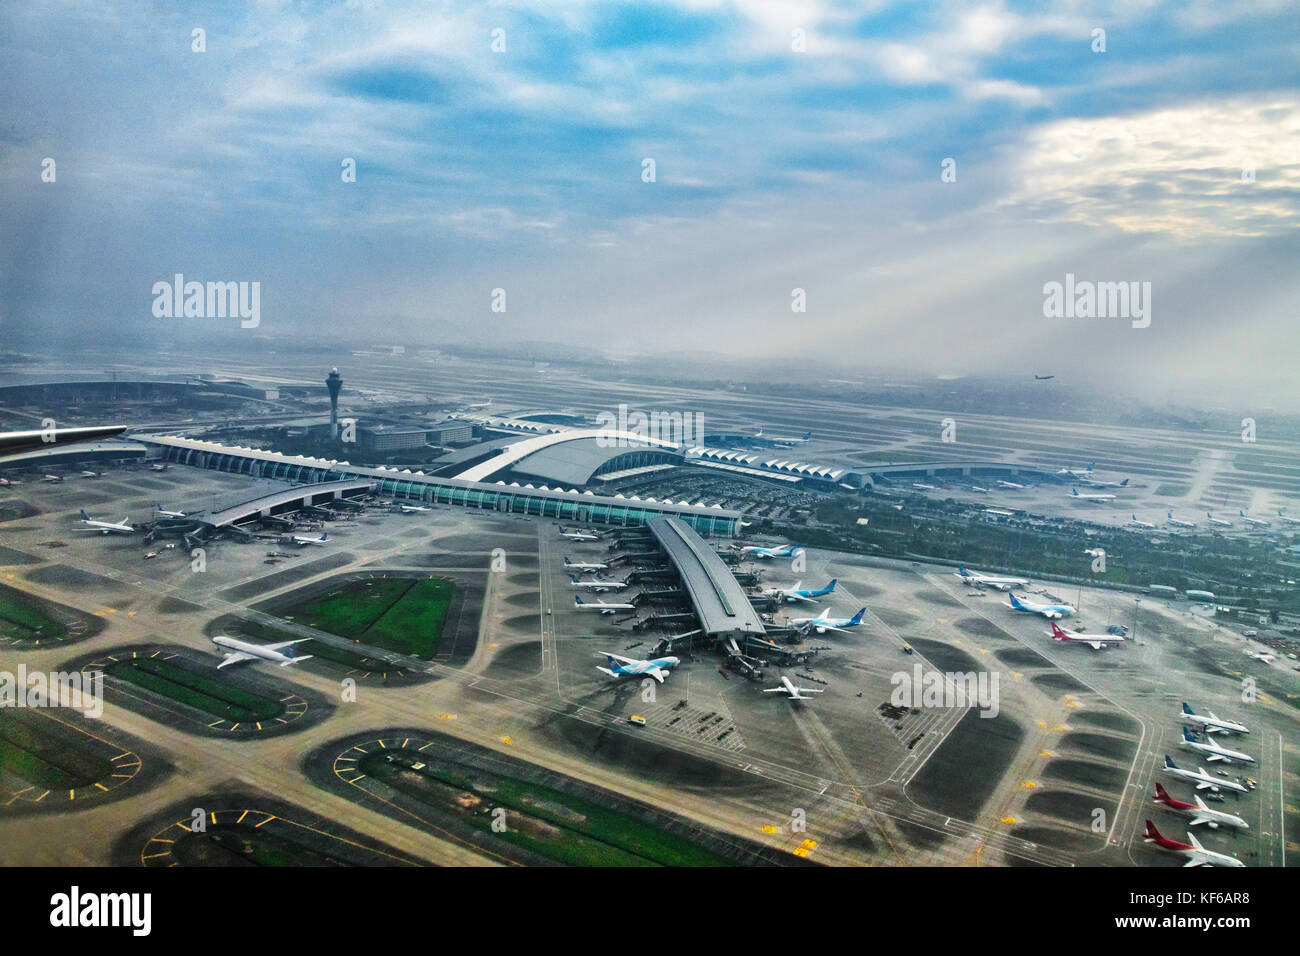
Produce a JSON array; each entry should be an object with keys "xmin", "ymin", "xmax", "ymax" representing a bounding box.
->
[
  {"xmin": 1120, "ymin": 478, "xmax": 1129, "ymax": 486},
  {"xmin": 1049, "ymin": 621, "xmax": 1068, "ymax": 639},
  {"xmin": 1182, "ymin": 727, "xmax": 1197, "ymax": 742},
  {"xmin": 848, "ymin": 608, "xmax": 866, "ymax": 625},
  {"xmin": 1008, "ymin": 592, "xmax": 1025, "ymax": 608},
  {"xmin": 574, "ymin": 595, "xmax": 585, "ymax": 605},
  {"xmin": 1182, "ymin": 702, "xmax": 1195, "ymax": 715},
  {"xmin": 563, "ymin": 556, "xmax": 573, "ymax": 565},
  {"xmin": 79, "ymin": 509, "xmax": 89, "ymax": 520},
  {"xmin": 1154, "ymin": 783, "xmax": 1171, "ymax": 802},
  {"xmin": 1143, "ymin": 820, "xmax": 1162, "ymax": 842},
  {"xmin": 1164, "ymin": 755, "xmax": 1179, "ymax": 769},
  {"xmin": 825, "ymin": 578, "xmax": 837, "ymax": 592},
  {"xmin": 802, "ymin": 432, "xmax": 812, "ymax": 440}
]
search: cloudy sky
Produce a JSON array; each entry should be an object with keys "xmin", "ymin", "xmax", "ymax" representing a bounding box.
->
[{"xmin": 2, "ymin": 0, "xmax": 1298, "ymax": 405}]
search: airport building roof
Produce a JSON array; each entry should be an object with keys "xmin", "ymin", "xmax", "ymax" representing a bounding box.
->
[
  {"xmin": 647, "ymin": 516, "xmax": 766, "ymax": 638},
  {"xmin": 452, "ymin": 428, "xmax": 681, "ymax": 484},
  {"xmin": 205, "ymin": 479, "xmax": 376, "ymax": 527}
]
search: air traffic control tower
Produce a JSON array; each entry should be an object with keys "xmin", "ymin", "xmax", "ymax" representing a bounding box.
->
[{"xmin": 326, "ymin": 367, "xmax": 343, "ymax": 438}]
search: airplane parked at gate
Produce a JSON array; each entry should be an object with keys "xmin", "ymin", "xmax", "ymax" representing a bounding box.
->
[
  {"xmin": 156, "ymin": 503, "xmax": 188, "ymax": 518},
  {"xmin": 574, "ymin": 595, "xmax": 635, "ymax": 615},
  {"xmin": 563, "ymin": 555, "xmax": 609, "ymax": 572},
  {"xmin": 1162, "ymin": 756, "xmax": 1248, "ymax": 793},
  {"xmin": 1180, "ymin": 702, "xmax": 1249, "ymax": 735},
  {"xmin": 1180, "ymin": 728, "xmax": 1254, "ymax": 764},
  {"xmin": 1206, "ymin": 512, "xmax": 1233, "ymax": 527},
  {"xmin": 789, "ymin": 607, "xmax": 867, "ymax": 635},
  {"xmin": 559, "ymin": 527, "xmax": 601, "ymax": 541},
  {"xmin": 736, "ymin": 542, "xmax": 804, "ymax": 560},
  {"xmin": 761, "ymin": 579, "xmax": 837, "ymax": 604},
  {"xmin": 1143, "ymin": 821, "xmax": 1246, "ymax": 867},
  {"xmin": 1239, "ymin": 509, "xmax": 1271, "ymax": 527},
  {"xmin": 292, "ymin": 532, "xmax": 328, "ymax": 546},
  {"xmin": 568, "ymin": 574, "xmax": 627, "ymax": 592},
  {"xmin": 1154, "ymin": 784, "xmax": 1249, "ymax": 830}
]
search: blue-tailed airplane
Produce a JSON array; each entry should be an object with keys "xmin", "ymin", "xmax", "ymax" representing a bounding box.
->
[
  {"xmin": 736, "ymin": 543, "xmax": 804, "ymax": 560},
  {"xmin": 1181, "ymin": 728, "xmax": 1254, "ymax": 764},
  {"xmin": 1005, "ymin": 591, "xmax": 1075, "ymax": 619},
  {"xmin": 761, "ymin": 579, "xmax": 836, "ymax": 604},
  {"xmin": 596, "ymin": 651, "xmax": 679, "ymax": 683},
  {"xmin": 789, "ymin": 607, "xmax": 867, "ymax": 635},
  {"xmin": 1180, "ymin": 702, "xmax": 1249, "ymax": 735},
  {"xmin": 1239, "ymin": 509, "xmax": 1271, "ymax": 528},
  {"xmin": 955, "ymin": 565, "xmax": 1030, "ymax": 591},
  {"xmin": 1162, "ymin": 756, "xmax": 1248, "ymax": 793}
]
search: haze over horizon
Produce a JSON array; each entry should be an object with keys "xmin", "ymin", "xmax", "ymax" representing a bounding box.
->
[{"xmin": 2, "ymin": 1, "xmax": 1298, "ymax": 409}]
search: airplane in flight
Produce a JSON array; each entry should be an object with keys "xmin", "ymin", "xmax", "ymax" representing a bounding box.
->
[
  {"xmin": 1276, "ymin": 510, "xmax": 1300, "ymax": 526},
  {"xmin": 574, "ymin": 595, "xmax": 636, "ymax": 615},
  {"xmin": 1153, "ymin": 784, "xmax": 1249, "ymax": 831},
  {"xmin": 736, "ymin": 543, "xmax": 804, "ymax": 560},
  {"xmin": 1070, "ymin": 487, "xmax": 1115, "ymax": 502},
  {"xmin": 1143, "ymin": 821, "xmax": 1245, "ymax": 867},
  {"xmin": 996, "ymin": 480, "xmax": 1025, "ymax": 490},
  {"xmin": 1129, "ymin": 514, "xmax": 1156, "ymax": 529},
  {"xmin": 1005, "ymin": 592, "xmax": 1075, "ymax": 619},
  {"xmin": 789, "ymin": 607, "xmax": 867, "ymax": 635},
  {"xmin": 763, "ymin": 675, "xmax": 824, "ymax": 700},
  {"xmin": 761, "ymin": 579, "xmax": 837, "ymax": 604},
  {"xmin": 954, "ymin": 566, "xmax": 1030, "ymax": 591},
  {"xmin": 568, "ymin": 574, "xmax": 627, "ymax": 592},
  {"xmin": 595, "ymin": 651, "xmax": 679, "ymax": 683},
  {"xmin": 1180, "ymin": 728, "xmax": 1254, "ymax": 765},
  {"xmin": 42, "ymin": 474, "xmax": 65, "ymax": 483},
  {"xmin": 1034, "ymin": 374, "xmax": 1055, "ymax": 380},
  {"xmin": 1048, "ymin": 621, "xmax": 1124, "ymax": 650},
  {"xmin": 1239, "ymin": 509, "xmax": 1271, "ymax": 528},
  {"xmin": 1180, "ymin": 702, "xmax": 1249, "ymax": 735},
  {"xmin": 156, "ymin": 503, "xmax": 188, "ymax": 518},
  {"xmin": 1162, "ymin": 756, "xmax": 1248, "ymax": 793},
  {"xmin": 397, "ymin": 503, "xmax": 431, "ymax": 513},
  {"xmin": 1206, "ymin": 512, "xmax": 1233, "ymax": 527},
  {"xmin": 559, "ymin": 527, "xmax": 601, "ymax": 541},
  {"xmin": 563, "ymin": 555, "xmax": 609, "ymax": 572},
  {"xmin": 1166, "ymin": 512, "xmax": 1196, "ymax": 528},
  {"xmin": 292, "ymin": 532, "xmax": 328, "ymax": 546},
  {"xmin": 77, "ymin": 509, "xmax": 134, "ymax": 535},
  {"xmin": 212, "ymin": 635, "xmax": 314, "ymax": 669}
]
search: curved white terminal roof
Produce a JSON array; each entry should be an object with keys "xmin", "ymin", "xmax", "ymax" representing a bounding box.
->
[{"xmin": 453, "ymin": 428, "xmax": 679, "ymax": 483}]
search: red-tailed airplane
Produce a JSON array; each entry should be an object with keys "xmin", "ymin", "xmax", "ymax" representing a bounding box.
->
[
  {"xmin": 1049, "ymin": 621, "xmax": 1124, "ymax": 650},
  {"xmin": 1153, "ymin": 784, "xmax": 1249, "ymax": 831},
  {"xmin": 1143, "ymin": 821, "xmax": 1245, "ymax": 866}
]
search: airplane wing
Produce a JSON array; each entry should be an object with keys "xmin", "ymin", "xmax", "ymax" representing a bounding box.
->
[
  {"xmin": 217, "ymin": 652, "xmax": 257, "ymax": 669},
  {"xmin": 279, "ymin": 655, "xmax": 313, "ymax": 667},
  {"xmin": 1087, "ymin": 641, "xmax": 1106, "ymax": 650},
  {"xmin": 1187, "ymin": 813, "xmax": 1211, "ymax": 827},
  {"xmin": 787, "ymin": 592, "xmax": 816, "ymax": 603},
  {"xmin": 265, "ymin": 639, "xmax": 312, "ymax": 651},
  {"xmin": 645, "ymin": 667, "xmax": 667, "ymax": 683},
  {"xmin": 602, "ymin": 652, "xmax": 634, "ymax": 665},
  {"xmin": 762, "ymin": 687, "xmax": 787, "ymax": 693},
  {"xmin": 817, "ymin": 624, "xmax": 856, "ymax": 634},
  {"xmin": 796, "ymin": 687, "xmax": 824, "ymax": 694}
]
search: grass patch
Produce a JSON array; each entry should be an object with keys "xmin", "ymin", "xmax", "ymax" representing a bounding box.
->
[
  {"xmin": 283, "ymin": 577, "xmax": 454, "ymax": 659},
  {"xmin": 0, "ymin": 710, "xmax": 114, "ymax": 789},
  {"xmin": 106, "ymin": 657, "xmax": 283, "ymax": 722},
  {"xmin": 0, "ymin": 584, "xmax": 69, "ymax": 641},
  {"xmin": 363, "ymin": 751, "xmax": 730, "ymax": 866}
]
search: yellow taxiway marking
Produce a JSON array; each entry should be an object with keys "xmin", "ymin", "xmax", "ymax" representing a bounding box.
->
[
  {"xmin": 255, "ymin": 815, "xmax": 276, "ymax": 828},
  {"xmin": 401, "ymin": 738, "xmax": 410, "ymax": 749},
  {"xmin": 33, "ymin": 791, "xmax": 49, "ymax": 803},
  {"xmin": 210, "ymin": 811, "xmax": 218, "ymax": 825},
  {"xmin": 95, "ymin": 783, "xmax": 108, "ymax": 792},
  {"xmin": 488, "ymin": 643, "xmax": 499, "ymax": 649},
  {"xmin": 1001, "ymin": 816, "xmax": 1017, "ymax": 824},
  {"xmin": 1022, "ymin": 780, "xmax": 1037, "ymax": 788},
  {"xmin": 1055, "ymin": 724, "xmax": 1068, "ymax": 731},
  {"xmin": 237, "ymin": 810, "xmax": 249, "ymax": 824},
  {"xmin": 69, "ymin": 790, "xmax": 75, "ymax": 800},
  {"xmin": 500, "ymin": 736, "xmax": 514, "ymax": 746},
  {"xmin": 142, "ymin": 852, "xmax": 171, "ymax": 860},
  {"xmin": 1037, "ymin": 720, "xmax": 1047, "ymax": 729},
  {"xmin": 436, "ymin": 714, "xmax": 455, "ymax": 721},
  {"xmin": 378, "ymin": 740, "xmax": 386, "ymax": 749},
  {"xmin": 761, "ymin": 825, "xmax": 779, "ymax": 834},
  {"xmin": 1040, "ymin": 750, "xmax": 1054, "ymax": 758}
]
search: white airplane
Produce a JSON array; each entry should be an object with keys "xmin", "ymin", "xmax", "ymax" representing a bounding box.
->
[
  {"xmin": 736, "ymin": 543, "xmax": 804, "ymax": 560},
  {"xmin": 149, "ymin": 463, "xmax": 169, "ymax": 472},
  {"xmin": 1206, "ymin": 512, "xmax": 1233, "ymax": 527},
  {"xmin": 1180, "ymin": 702, "xmax": 1249, "ymax": 735},
  {"xmin": 212, "ymin": 635, "xmax": 314, "ymax": 669},
  {"xmin": 954, "ymin": 565, "xmax": 1030, "ymax": 591},
  {"xmin": 292, "ymin": 532, "xmax": 328, "ymax": 546},
  {"xmin": 1058, "ymin": 461, "xmax": 1096, "ymax": 479},
  {"xmin": 1239, "ymin": 509, "xmax": 1271, "ymax": 527},
  {"xmin": 970, "ymin": 485, "xmax": 989, "ymax": 493},
  {"xmin": 1005, "ymin": 592, "xmax": 1075, "ymax": 619},
  {"xmin": 1080, "ymin": 477, "xmax": 1130, "ymax": 489},
  {"xmin": 1181, "ymin": 728, "xmax": 1254, "ymax": 764},
  {"xmin": 574, "ymin": 595, "xmax": 635, "ymax": 615},
  {"xmin": 1129, "ymin": 513, "xmax": 1156, "ymax": 529},
  {"xmin": 1277, "ymin": 510, "xmax": 1300, "ymax": 526},
  {"xmin": 1247, "ymin": 650, "xmax": 1275, "ymax": 664},
  {"xmin": 763, "ymin": 675, "xmax": 824, "ymax": 700},
  {"xmin": 789, "ymin": 607, "xmax": 867, "ymax": 635},
  {"xmin": 1154, "ymin": 784, "xmax": 1249, "ymax": 831},
  {"xmin": 996, "ymin": 480, "xmax": 1025, "ymax": 490},
  {"xmin": 1048, "ymin": 621, "xmax": 1124, "ymax": 650},
  {"xmin": 755, "ymin": 427, "xmax": 812, "ymax": 446},
  {"xmin": 156, "ymin": 503, "xmax": 188, "ymax": 518},
  {"xmin": 559, "ymin": 527, "xmax": 601, "ymax": 541},
  {"xmin": 79, "ymin": 470, "xmax": 104, "ymax": 479},
  {"xmin": 42, "ymin": 474, "xmax": 65, "ymax": 483},
  {"xmin": 595, "ymin": 651, "xmax": 679, "ymax": 683},
  {"xmin": 0, "ymin": 477, "xmax": 13, "ymax": 486},
  {"xmin": 913, "ymin": 482, "xmax": 937, "ymax": 491},
  {"xmin": 1144, "ymin": 821, "xmax": 1245, "ymax": 867},
  {"xmin": 398, "ymin": 503, "xmax": 431, "ymax": 513},
  {"xmin": 563, "ymin": 555, "xmax": 609, "ymax": 572},
  {"xmin": 568, "ymin": 574, "xmax": 627, "ymax": 592},
  {"xmin": 77, "ymin": 509, "xmax": 134, "ymax": 535},
  {"xmin": 1070, "ymin": 487, "xmax": 1115, "ymax": 502},
  {"xmin": 760, "ymin": 579, "xmax": 837, "ymax": 604},
  {"xmin": 1166, "ymin": 512, "xmax": 1196, "ymax": 528},
  {"xmin": 1162, "ymin": 756, "xmax": 1248, "ymax": 793}
]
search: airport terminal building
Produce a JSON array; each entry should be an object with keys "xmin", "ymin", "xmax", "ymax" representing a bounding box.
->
[{"xmin": 132, "ymin": 434, "xmax": 741, "ymax": 535}]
